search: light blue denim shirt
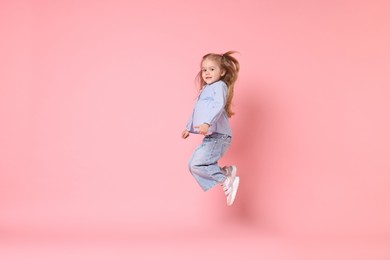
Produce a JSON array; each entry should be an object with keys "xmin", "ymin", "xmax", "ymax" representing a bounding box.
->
[{"xmin": 186, "ymin": 80, "xmax": 232, "ymax": 136}]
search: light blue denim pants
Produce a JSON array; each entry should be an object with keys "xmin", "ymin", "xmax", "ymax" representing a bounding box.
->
[{"xmin": 188, "ymin": 133, "xmax": 232, "ymax": 191}]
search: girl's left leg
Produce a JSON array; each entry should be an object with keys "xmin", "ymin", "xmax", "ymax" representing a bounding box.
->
[{"xmin": 188, "ymin": 133, "xmax": 231, "ymax": 191}]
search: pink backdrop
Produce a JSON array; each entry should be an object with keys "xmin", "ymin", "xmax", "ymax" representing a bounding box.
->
[{"xmin": 1, "ymin": 0, "xmax": 390, "ymax": 259}]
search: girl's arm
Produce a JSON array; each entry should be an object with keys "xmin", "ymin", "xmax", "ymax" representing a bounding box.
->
[
  {"xmin": 194, "ymin": 123, "xmax": 209, "ymax": 135},
  {"xmin": 182, "ymin": 129, "xmax": 190, "ymax": 139},
  {"xmin": 203, "ymin": 82, "xmax": 227, "ymax": 126}
]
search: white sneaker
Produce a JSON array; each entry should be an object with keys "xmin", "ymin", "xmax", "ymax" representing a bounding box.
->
[
  {"xmin": 222, "ymin": 166, "xmax": 239, "ymax": 206},
  {"xmin": 222, "ymin": 165, "xmax": 237, "ymax": 179}
]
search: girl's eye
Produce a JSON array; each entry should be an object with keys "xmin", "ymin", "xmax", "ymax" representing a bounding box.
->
[
  {"xmin": 210, "ymin": 68, "xmax": 215, "ymax": 71},
  {"xmin": 202, "ymin": 69, "xmax": 206, "ymax": 72}
]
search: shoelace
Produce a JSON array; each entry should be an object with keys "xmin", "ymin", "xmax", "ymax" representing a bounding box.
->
[{"xmin": 222, "ymin": 178, "xmax": 232, "ymax": 196}]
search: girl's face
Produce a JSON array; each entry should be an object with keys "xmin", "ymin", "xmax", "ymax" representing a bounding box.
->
[{"xmin": 201, "ymin": 58, "xmax": 225, "ymax": 85}]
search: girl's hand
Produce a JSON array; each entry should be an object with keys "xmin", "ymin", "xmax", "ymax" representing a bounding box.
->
[
  {"xmin": 194, "ymin": 123, "xmax": 209, "ymax": 135},
  {"xmin": 182, "ymin": 129, "xmax": 190, "ymax": 139}
]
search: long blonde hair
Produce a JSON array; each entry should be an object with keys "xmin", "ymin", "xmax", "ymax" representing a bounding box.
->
[{"xmin": 196, "ymin": 51, "xmax": 240, "ymax": 118}]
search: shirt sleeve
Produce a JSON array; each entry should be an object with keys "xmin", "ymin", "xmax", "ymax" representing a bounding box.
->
[
  {"xmin": 204, "ymin": 82, "xmax": 227, "ymax": 126},
  {"xmin": 185, "ymin": 111, "xmax": 193, "ymax": 131}
]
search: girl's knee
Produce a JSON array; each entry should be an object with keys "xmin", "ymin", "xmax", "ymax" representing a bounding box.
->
[
  {"xmin": 188, "ymin": 162, "xmax": 195, "ymax": 173},
  {"xmin": 188, "ymin": 159, "xmax": 200, "ymax": 174},
  {"xmin": 188, "ymin": 159, "xmax": 195, "ymax": 172}
]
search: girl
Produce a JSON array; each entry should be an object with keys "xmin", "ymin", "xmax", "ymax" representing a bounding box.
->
[{"xmin": 182, "ymin": 51, "xmax": 240, "ymax": 206}]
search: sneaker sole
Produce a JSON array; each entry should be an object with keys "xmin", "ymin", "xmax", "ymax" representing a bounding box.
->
[{"xmin": 227, "ymin": 176, "xmax": 240, "ymax": 206}]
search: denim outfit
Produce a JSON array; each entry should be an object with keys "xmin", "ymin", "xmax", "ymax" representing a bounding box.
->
[{"xmin": 186, "ymin": 81, "xmax": 232, "ymax": 191}]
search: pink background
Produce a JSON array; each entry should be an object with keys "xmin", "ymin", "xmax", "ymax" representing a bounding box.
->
[{"xmin": 1, "ymin": 0, "xmax": 390, "ymax": 259}]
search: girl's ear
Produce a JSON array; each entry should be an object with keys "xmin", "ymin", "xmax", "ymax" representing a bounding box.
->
[{"xmin": 221, "ymin": 70, "xmax": 226, "ymax": 77}]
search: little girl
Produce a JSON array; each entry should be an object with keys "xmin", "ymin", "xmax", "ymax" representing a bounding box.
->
[{"xmin": 182, "ymin": 51, "xmax": 240, "ymax": 206}]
